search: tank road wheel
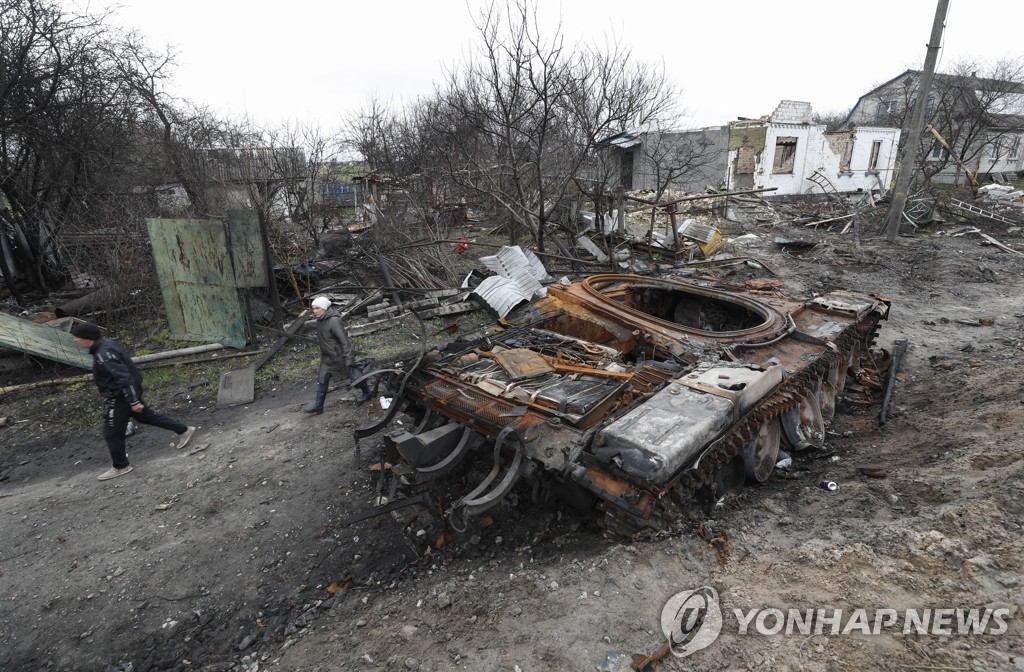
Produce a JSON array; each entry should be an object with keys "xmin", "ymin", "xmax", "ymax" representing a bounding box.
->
[
  {"xmin": 743, "ymin": 419, "xmax": 782, "ymax": 483},
  {"xmin": 781, "ymin": 389, "xmax": 825, "ymax": 451}
]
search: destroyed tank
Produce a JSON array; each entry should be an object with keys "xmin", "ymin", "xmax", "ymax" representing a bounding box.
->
[{"xmin": 357, "ymin": 274, "xmax": 889, "ymax": 537}]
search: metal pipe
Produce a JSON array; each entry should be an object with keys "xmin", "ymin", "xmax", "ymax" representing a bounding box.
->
[{"xmin": 879, "ymin": 339, "xmax": 908, "ymax": 425}]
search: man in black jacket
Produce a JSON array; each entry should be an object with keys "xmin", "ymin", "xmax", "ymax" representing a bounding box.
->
[
  {"xmin": 71, "ymin": 322, "xmax": 196, "ymax": 481},
  {"xmin": 303, "ymin": 296, "xmax": 372, "ymax": 414}
]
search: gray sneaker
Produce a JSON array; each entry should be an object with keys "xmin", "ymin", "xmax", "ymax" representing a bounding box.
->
[
  {"xmin": 176, "ymin": 426, "xmax": 197, "ymax": 450},
  {"xmin": 98, "ymin": 465, "xmax": 133, "ymax": 481}
]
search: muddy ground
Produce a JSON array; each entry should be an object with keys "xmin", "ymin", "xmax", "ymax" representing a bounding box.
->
[{"xmin": 2, "ymin": 210, "xmax": 1024, "ymax": 672}]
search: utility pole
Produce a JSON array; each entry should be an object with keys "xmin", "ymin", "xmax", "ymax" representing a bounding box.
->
[{"xmin": 884, "ymin": 0, "xmax": 950, "ymax": 242}]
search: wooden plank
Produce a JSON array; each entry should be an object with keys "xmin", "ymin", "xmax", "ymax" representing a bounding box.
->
[
  {"xmin": 978, "ymin": 232, "xmax": 1024, "ymax": 256},
  {"xmin": 347, "ymin": 316, "xmax": 404, "ymax": 337},
  {"xmin": 253, "ymin": 309, "xmax": 310, "ymax": 371},
  {"xmin": 423, "ymin": 288, "xmax": 463, "ymax": 299},
  {"xmin": 367, "ymin": 305, "xmax": 403, "ymax": 319},
  {"xmin": 405, "ymin": 297, "xmax": 440, "ymax": 311},
  {"xmin": 417, "ymin": 301, "xmax": 480, "ymax": 319},
  {"xmin": 577, "ymin": 235, "xmax": 609, "ymax": 262}
]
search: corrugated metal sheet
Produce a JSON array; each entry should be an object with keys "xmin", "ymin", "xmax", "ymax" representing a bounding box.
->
[
  {"xmin": 521, "ymin": 248, "xmax": 552, "ymax": 283},
  {"xmin": 479, "ymin": 246, "xmax": 547, "ymax": 299},
  {"xmin": 470, "ymin": 276, "xmax": 532, "ymax": 318},
  {"xmin": 601, "ymin": 131, "xmax": 643, "ymax": 149},
  {"xmin": 147, "ymin": 218, "xmax": 251, "ymax": 349},
  {"xmin": 0, "ymin": 314, "xmax": 92, "ymax": 369},
  {"xmin": 193, "ymin": 147, "xmax": 307, "ymax": 184},
  {"xmin": 677, "ymin": 219, "xmax": 717, "ymax": 243}
]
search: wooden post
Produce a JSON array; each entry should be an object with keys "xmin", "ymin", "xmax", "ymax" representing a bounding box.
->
[
  {"xmin": 884, "ymin": 0, "xmax": 950, "ymax": 241},
  {"xmin": 615, "ymin": 187, "xmax": 625, "ymax": 233},
  {"xmin": 669, "ymin": 205, "xmax": 679, "ymax": 253}
]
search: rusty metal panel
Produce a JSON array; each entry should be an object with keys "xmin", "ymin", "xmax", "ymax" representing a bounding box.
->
[
  {"xmin": 492, "ymin": 348, "xmax": 554, "ymax": 381},
  {"xmin": 146, "ymin": 218, "xmax": 249, "ymax": 349},
  {"xmin": 0, "ymin": 314, "xmax": 92, "ymax": 369},
  {"xmin": 226, "ymin": 210, "xmax": 267, "ymax": 287}
]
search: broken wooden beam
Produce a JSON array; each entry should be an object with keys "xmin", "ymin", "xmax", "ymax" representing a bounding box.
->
[
  {"xmin": 803, "ymin": 212, "xmax": 857, "ymax": 228},
  {"xmin": 132, "ymin": 343, "xmax": 226, "ymax": 363},
  {"xmin": 253, "ymin": 309, "xmax": 309, "ymax": 372},
  {"xmin": 624, "ymin": 187, "xmax": 779, "ymax": 210},
  {"xmin": 417, "ymin": 301, "xmax": 480, "ymax": 319},
  {"xmin": 347, "ymin": 316, "xmax": 405, "ymax": 337},
  {"xmin": 368, "ymin": 297, "xmax": 439, "ymax": 319},
  {"xmin": 423, "ymin": 288, "xmax": 463, "ymax": 300},
  {"xmin": 978, "ymin": 232, "xmax": 1024, "ymax": 257}
]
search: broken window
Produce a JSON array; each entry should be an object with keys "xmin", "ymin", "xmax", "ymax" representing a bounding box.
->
[
  {"xmin": 1010, "ymin": 136, "xmax": 1021, "ymax": 160},
  {"xmin": 868, "ymin": 140, "xmax": 882, "ymax": 171},
  {"xmin": 839, "ymin": 140, "xmax": 854, "ymax": 173},
  {"xmin": 875, "ymin": 100, "xmax": 892, "ymax": 121},
  {"xmin": 990, "ymin": 138, "xmax": 1002, "ymax": 160},
  {"xmin": 772, "ymin": 137, "xmax": 797, "ymax": 174},
  {"xmin": 928, "ymin": 141, "xmax": 949, "ymax": 162},
  {"xmin": 925, "ymin": 95, "xmax": 937, "ymax": 119}
]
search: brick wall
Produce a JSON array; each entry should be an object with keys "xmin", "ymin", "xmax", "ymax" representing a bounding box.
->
[{"xmin": 772, "ymin": 100, "xmax": 813, "ymax": 124}]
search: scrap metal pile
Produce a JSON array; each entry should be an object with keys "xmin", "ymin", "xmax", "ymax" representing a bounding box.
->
[{"xmin": 359, "ymin": 273, "xmax": 890, "ymax": 537}]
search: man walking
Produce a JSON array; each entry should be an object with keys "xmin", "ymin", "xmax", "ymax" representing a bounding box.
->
[
  {"xmin": 71, "ymin": 322, "xmax": 196, "ymax": 480},
  {"xmin": 303, "ymin": 296, "xmax": 372, "ymax": 414}
]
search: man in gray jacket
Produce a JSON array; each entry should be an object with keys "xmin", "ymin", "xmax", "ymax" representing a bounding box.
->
[
  {"xmin": 304, "ymin": 296, "xmax": 372, "ymax": 414},
  {"xmin": 71, "ymin": 322, "xmax": 196, "ymax": 480}
]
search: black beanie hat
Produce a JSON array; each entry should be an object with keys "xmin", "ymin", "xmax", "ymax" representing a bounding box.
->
[{"xmin": 71, "ymin": 322, "xmax": 101, "ymax": 340}]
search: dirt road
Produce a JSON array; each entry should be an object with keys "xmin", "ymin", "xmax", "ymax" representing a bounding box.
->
[{"xmin": 2, "ymin": 222, "xmax": 1023, "ymax": 671}]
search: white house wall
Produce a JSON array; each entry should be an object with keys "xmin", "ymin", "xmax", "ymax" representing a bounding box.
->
[
  {"xmin": 759, "ymin": 123, "xmax": 816, "ymax": 195},
  {"xmin": 828, "ymin": 127, "xmax": 901, "ymax": 193},
  {"xmin": 975, "ymin": 131, "xmax": 1024, "ymax": 177},
  {"xmin": 728, "ymin": 123, "xmax": 899, "ymax": 195}
]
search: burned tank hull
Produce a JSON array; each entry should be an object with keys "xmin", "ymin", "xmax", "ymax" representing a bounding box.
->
[{"xmin": 368, "ymin": 274, "xmax": 889, "ymax": 537}]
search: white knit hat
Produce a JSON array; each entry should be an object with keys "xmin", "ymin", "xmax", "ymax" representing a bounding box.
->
[{"xmin": 311, "ymin": 297, "xmax": 332, "ymax": 310}]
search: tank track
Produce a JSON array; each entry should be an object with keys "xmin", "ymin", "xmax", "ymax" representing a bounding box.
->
[{"xmin": 601, "ymin": 316, "xmax": 884, "ymax": 538}]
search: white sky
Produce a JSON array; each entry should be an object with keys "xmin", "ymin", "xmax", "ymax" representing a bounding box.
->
[{"xmin": 69, "ymin": 0, "xmax": 1024, "ymax": 131}]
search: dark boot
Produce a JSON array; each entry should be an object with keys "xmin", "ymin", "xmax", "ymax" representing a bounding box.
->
[
  {"xmin": 355, "ymin": 382, "xmax": 373, "ymax": 405},
  {"xmin": 303, "ymin": 383, "xmax": 329, "ymax": 414}
]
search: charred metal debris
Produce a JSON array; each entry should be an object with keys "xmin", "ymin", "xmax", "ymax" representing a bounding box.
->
[{"xmin": 358, "ymin": 272, "xmax": 891, "ymax": 538}]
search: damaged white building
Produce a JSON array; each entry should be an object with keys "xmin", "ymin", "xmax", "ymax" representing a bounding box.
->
[
  {"xmin": 602, "ymin": 101, "xmax": 900, "ymax": 199},
  {"xmin": 726, "ymin": 101, "xmax": 900, "ymax": 196}
]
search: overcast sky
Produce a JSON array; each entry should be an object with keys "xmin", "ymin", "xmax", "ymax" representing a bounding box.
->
[{"xmin": 70, "ymin": 0, "xmax": 1024, "ymax": 131}]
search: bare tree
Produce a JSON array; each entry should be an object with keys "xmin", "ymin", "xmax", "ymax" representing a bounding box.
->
[
  {"xmin": 0, "ymin": 0, "xmax": 167, "ymax": 300},
  {"xmin": 566, "ymin": 43, "xmax": 682, "ymax": 237},
  {"xmin": 428, "ymin": 0, "xmax": 575, "ymax": 250},
  {"xmin": 274, "ymin": 121, "xmax": 345, "ymax": 252},
  {"xmin": 634, "ymin": 124, "xmax": 722, "ymax": 242},
  {"xmin": 347, "ymin": 1, "xmax": 687, "ymax": 257},
  {"xmin": 812, "ymin": 108, "xmax": 852, "ymax": 132},
  {"xmin": 640, "ymin": 127, "xmax": 721, "ymax": 199}
]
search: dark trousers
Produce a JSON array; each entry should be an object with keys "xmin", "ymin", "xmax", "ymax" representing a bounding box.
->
[{"xmin": 103, "ymin": 397, "xmax": 187, "ymax": 469}]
